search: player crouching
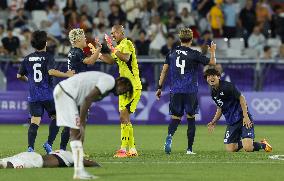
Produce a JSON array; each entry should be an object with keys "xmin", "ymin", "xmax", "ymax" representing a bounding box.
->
[{"xmin": 204, "ymin": 67, "xmax": 272, "ymax": 152}]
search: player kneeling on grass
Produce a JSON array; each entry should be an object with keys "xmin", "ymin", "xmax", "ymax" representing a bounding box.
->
[
  {"xmin": 0, "ymin": 150, "xmax": 100, "ymax": 169},
  {"xmin": 204, "ymin": 68, "xmax": 272, "ymax": 152},
  {"xmin": 53, "ymin": 71, "xmax": 133, "ymax": 179}
]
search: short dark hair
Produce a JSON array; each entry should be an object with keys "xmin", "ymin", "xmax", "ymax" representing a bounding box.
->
[
  {"xmin": 116, "ymin": 77, "xmax": 133, "ymax": 98},
  {"xmin": 31, "ymin": 30, "xmax": 47, "ymax": 50},
  {"xmin": 203, "ymin": 68, "xmax": 221, "ymax": 79},
  {"xmin": 263, "ymin": 45, "xmax": 271, "ymax": 52}
]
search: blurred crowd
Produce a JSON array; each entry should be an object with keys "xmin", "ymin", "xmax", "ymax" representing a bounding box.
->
[{"xmin": 0, "ymin": 0, "xmax": 284, "ymax": 59}]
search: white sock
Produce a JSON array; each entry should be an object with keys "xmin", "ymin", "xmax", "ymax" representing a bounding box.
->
[
  {"xmin": 0, "ymin": 160, "xmax": 7, "ymax": 168},
  {"xmin": 70, "ymin": 140, "xmax": 84, "ymax": 172}
]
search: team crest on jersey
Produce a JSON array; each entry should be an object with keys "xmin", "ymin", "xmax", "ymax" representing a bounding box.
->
[
  {"xmin": 220, "ymin": 92, "xmax": 224, "ymax": 96},
  {"xmin": 176, "ymin": 50, "xmax": 187, "ymax": 55}
]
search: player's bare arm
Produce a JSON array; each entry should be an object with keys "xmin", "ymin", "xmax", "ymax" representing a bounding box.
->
[
  {"xmin": 208, "ymin": 107, "xmax": 222, "ymax": 133},
  {"xmin": 239, "ymin": 95, "xmax": 253, "ymax": 129},
  {"xmin": 156, "ymin": 64, "xmax": 169, "ymax": 100},
  {"xmin": 112, "ymin": 51, "xmax": 130, "ymax": 62},
  {"xmin": 48, "ymin": 69, "xmax": 75, "ymax": 78},
  {"xmin": 99, "ymin": 53, "xmax": 116, "ymax": 65},
  {"xmin": 16, "ymin": 74, "xmax": 28, "ymax": 82},
  {"xmin": 208, "ymin": 41, "xmax": 217, "ymax": 65},
  {"xmin": 83, "ymin": 40, "xmax": 102, "ymax": 65}
]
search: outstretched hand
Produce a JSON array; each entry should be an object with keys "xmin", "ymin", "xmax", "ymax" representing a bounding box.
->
[{"xmin": 208, "ymin": 41, "xmax": 216, "ymax": 53}]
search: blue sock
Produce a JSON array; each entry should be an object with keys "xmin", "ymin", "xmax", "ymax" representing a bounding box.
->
[
  {"xmin": 253, "ymin": 142, "xmax": 265, "ymax": 151},
  {"xmin": 167, "ymin": 118, "xmax": 181, "ymax": 136},
  {"xmin": 187, "ymin": 118, "xmax": 196, "ymax": 151},
  {"xmin": 236, "ymin": 140, "xmax": 243, "ymax": 152},
  {"xmin": 60, "ymin": 127, "xmax": 70, "ymax": 150},
  {"xmin": 28, "ymin": 123, "xmax": 39, "ymax": 149},
  {"xmin": 47, "ymin": 119, "xmax": 59, "ymax": 146}
]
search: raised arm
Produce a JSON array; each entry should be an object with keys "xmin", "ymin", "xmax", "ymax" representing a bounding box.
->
[{"xmin": 208, "ymin": 41, "xmax": 217, "ymax": 65}]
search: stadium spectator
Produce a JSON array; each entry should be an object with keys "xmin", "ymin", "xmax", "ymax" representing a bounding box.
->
[
  {"xmin": 107, "ymin": 3, "xmax": 127, "ymax": 28},
  {"xmin": 79, "ymin": 14, "xmax": 92, "ymax": 32},
  {"xmin": 79, "ymin": 4, "xmax": 92, "ymax": 25},
  {"xmin": 62, "ymin": 0, "xmax": 77, "ymax": 29},
  {"xmin": 238, "ymin": 0, "xmax": 256, "ymax": 47},
  {"xmin": 93, "ymin": 9, "xmax": 109, "ymax": 28},
  {"xmin": 20, "ymin": 28, "xmax": 33, "ymax": 56},
  {"xmin": 261, "ymin": 45, "xmax": 273, "ymax": 59},
  {"xmin": 119, "ymin": 0, "xmax": 141, "ymax": 30},
  {"xmin": 46, "ymin": 35, "xmax": 59, "ymax": 56},
  {"xmin": 271, "ymin": 5, "xmax": 284, "ymax": 43},
  {"xmin": 10, "ymin": 8, "xmax": 28, "ymax": 29},
  {"xmin": 180, "ymin": 7, "xmax": 196, "ymax": 28},
  {"xmin": 135, "ymin": 30, "xmax": 150, "ymax": 56},
  {"xmin": 196, "ymin": 0, "xmax": 215, "ymax": 33},
  {"xmin": 138, "ymin": 0, "xmax": 151, "ymax": 28},
  {"xmin": 46, "ymin": 4, "xmax": 64, "ymax": 40},
  {"xmin": 255, "ymin": 0, "xmax": 272, "ymax": 37},
  {"xmin": 207, "ymin": 0, "xmax": 224, "ymax": 37},
  {"xmin": 24, "ymin": 0, "xmax": 45, "ymax": 11},
  {"xmin": 223, "ymin": 0, "xmax": 238, "ymax": 38},
  {"xmin": 148, "ymin": 15, "xmax": 167, "ymax": 57},
  {"xmin": 0, "ymin": 25, "xmax": 6, "ymax": 55},
  {"xmin": 8, "ymin": 0, "xmax": 25, "ymax": 18},
  {"xmin": 93, "ymin": 23, "xmax": 107, "ymax": 43},
  {"xmin": 197, "ymin": 30, "xmax": 213, "ymax": 54},
  {"xmin": 67, "ymin": 11, "xmax": 80, "ymax": 31},
  {"xmin": 57, "ymin": 38, "xmax": 71, "ymax": 57},
  {"xmin": 248, "ymin": 25, "xmax": 266, "ymax": 55},
  {"xmin": 160, "ymin": 34, "xmax": 176, "ymax": 57},
  {"xmin": 1, "ymin": 27, "xmax": 20, "ymax": 56}
]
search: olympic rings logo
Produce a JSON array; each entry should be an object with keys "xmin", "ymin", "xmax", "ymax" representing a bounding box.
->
[{"xmin": 251, "ymin": 98, "xmax": 281, "ymax": 114}]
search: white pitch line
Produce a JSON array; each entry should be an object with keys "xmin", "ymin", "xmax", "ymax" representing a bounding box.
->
[{"xmin": 100, "ymin": 161, "xmax": 284, "ymax": 164}]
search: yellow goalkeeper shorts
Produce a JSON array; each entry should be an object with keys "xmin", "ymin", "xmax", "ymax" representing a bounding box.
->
[{"xmin": 119, "ymin": 89, "xmax": 141, "ymax": 113}]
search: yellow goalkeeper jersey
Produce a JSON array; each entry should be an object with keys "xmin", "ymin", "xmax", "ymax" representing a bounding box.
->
[{"xmin": 111, "ymin": 38, "xmax": 142, "ymax": 90}]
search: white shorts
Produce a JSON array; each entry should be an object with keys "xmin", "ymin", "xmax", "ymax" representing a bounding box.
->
[
  {"xmin": 1, "ymin": 152, "xmax": 43, "ymax": 168},
  {"xmin": 54, "ymin": 84, "xmax": 80, "ymax": 129}
]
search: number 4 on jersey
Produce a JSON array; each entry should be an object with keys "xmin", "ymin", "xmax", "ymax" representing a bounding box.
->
[{"xmin": 176, "ymin": 56, "xmax": 185, "ymax": 74}]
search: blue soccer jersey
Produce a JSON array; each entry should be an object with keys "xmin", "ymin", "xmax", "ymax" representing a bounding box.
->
[
  {"xmin": 210, "ymin": 80, "xmax": 251, "ymax": 125},
  {"xmin": 67, "ymin": 47, "xmax": 87, "ymax": 73},
  {"xmin": 18, "ymin": 51, "xmax": 55, "ymax": 102},
  {"xmin": 165, "ymin": 46, "xmax": 210, "ymax": 93}
]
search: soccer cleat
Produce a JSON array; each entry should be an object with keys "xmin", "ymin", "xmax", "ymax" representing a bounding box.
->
[
  {"xmin": 260, "ymin": 139, "xmax": 272, "ymax": 152},
  {"xmin": 113, "ymin": 149, "xmax": 128, "ymax": 158},
  {"xmin": 127, "ymin": 149, "xmax": 138, "ymax": 157},
  {"xmin": 186, "ymin": 150, "xmax": 196, "ymax": 155},
  {"xmin": 43, "ymin": 142, "xmax": 53, "ymax": 154},
  {"xmin": 164, "ymin": 135, "xmax": 172, "ymax": 154},
  {"xmin": 73, "ymin": 169, "xmax": 98, "ymax": 180},
  {"xmin": 27, "ymin": 147, "xmax": 34, "ymax": 152}
]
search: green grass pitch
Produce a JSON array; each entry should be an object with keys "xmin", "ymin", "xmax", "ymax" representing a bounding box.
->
[{"xmin": 0, "ymin": 124, "xmax": 283, "ymax": 181}]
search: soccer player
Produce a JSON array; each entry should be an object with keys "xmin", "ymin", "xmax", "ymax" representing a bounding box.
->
[
  {"xmin": 67, "ymin": 28, "xmax": 101, "ymax": 73},
  {"xmin": 204, "ymin": 68, "xmax": 272, "ymax": 152},
  {"xmin": 99, "ymin": 25, "xmax": 142, "ymax": 158},
  {"xmin": 53, "ymin": 71, "xmax": 133, "ymax": 179},
  {"xmin": 156, "ymin": 28, "xmax": 217, "ymax": 154},
  {"xmin": 17, "ymin": 30, "xmax": 74, "ymax": 153},
  {"xmin": 0, "ymin": 150, "xmax": 100, "ymax": 169}
]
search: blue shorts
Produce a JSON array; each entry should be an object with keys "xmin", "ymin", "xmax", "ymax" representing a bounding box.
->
[
  {"xmin": 29, "ymin": 100, "xmax": 56, "ymax": 117},
  {"xmin": 169, "ymin": 93, "xmax": 199, "ymax": 117},
  {"xmin": 224, "ymin": 119, "xmax": 255, "ymax": 144}
]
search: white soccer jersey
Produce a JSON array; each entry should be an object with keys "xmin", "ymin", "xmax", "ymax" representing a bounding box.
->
[
  {"xmin": 54, "ymin": 71, "xmax": 115, "ymax": 129},
  {"xmin": 1, "ymin": 152, "xmax": 43, "ymax": 168},
  {"xmin": 59, "ymin": 71, "xmax": 115, "ymax": 105},
  {"xmin": 50, "ymin": 150, "xmax": 73, "ymax": 167}
]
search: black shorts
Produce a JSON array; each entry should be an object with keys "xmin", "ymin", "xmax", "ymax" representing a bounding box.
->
[
  {"xmin": 169, "ymin": 93, "xmax": 199, "ymax": 117},
  {"xmin": 224, "ymin": 119, "xmax": 255, "ymax": 144},
  {"xmin": 29, "ymin": 100, "xmax": 56, "ymax": 117}
]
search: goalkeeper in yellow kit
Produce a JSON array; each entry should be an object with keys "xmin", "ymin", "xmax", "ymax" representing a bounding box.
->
[{"xmin": 99, "ymin": 25, "xmax": 142, "ymax": 158}]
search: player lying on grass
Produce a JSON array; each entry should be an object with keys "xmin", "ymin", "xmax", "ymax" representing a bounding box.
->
[
  {"xmin": 0, "ymin": 150, "xmax": 100, "ymax": 169},
  {"xmin": 53, "ymin": 71, "xmax": 133, "ymax": 179},
  {"xmin": 204, "ymin": 68, "xmax": 272, "ymax": 152}
]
